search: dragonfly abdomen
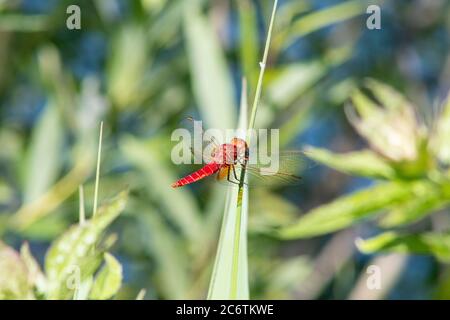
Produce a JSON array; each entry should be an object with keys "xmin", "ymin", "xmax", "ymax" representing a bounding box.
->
[{"xmin": 171, "ymin": 162, "xmax": 220, "ymax": 188}]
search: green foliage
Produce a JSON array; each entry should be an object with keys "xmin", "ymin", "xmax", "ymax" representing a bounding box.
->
[
  {"xmin": 207, "ymin": 83, "xmax": 250, "ymax": 300},
  {"xmin": 1, "ymin": 0, "xmax": 448, "ymax": 300},
  {"xmin": 357, "ymin": 232, "xmax": 450, "ymax": 262},
  {"xmin": 0, "ymin": 191, "xmax": 127, "ymax": 300},
  {"xmin": 184, "ymin": 0, "xmax": 236, "ymax": 130},
  {"xmin": 279, "ymin": 80, "xmax": 450, "ymax": 262},
  {"xmin": 0, "ymin": 242, "xmax": 34, "ymax": 299},
  {"xmin": 304, "ymin": 147, "xmax": 395, "ymax": 179},
  {"xmin": 45, "ymin": 190, "xmax": 127, "ymax": 299},
  {"xmin": 89, "ymin": 253, "xmax": 123, "ymax": 300}
]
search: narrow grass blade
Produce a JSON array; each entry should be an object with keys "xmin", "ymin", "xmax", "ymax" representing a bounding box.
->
[
  {"xmin": 208, "ymin": 0, "xmax": 279, "ymax": 299},
  {"xmin": 93, "ymin": 121, "xmax": 103, "ymax": 217},
  {"xmin": 207, "ymin": 83, "xmax": 249, "ymax": 299}
]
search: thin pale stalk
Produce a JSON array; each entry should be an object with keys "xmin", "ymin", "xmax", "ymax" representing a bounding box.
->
[
  {"xmin": 93, "ymin": 121, "xmax": 103, "ymax": 217},
  {"xmin": 247, "ymin": 0, "xmax": 278, "ymax": 135}
]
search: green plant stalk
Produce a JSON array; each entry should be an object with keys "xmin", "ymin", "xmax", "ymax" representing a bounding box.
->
[
  {"xmin": 93, "ymin": 121, "xmax": 103, "ymax": 217},
  {"xmin": 247, "ymin": 0, "xmax": 278, "ymax": 134},
  {"xmin": 230, "ymin": 0, "xmax": 278, "ymax": 299}
]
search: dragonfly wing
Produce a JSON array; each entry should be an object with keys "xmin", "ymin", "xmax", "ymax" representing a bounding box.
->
[
  {"xmin": 245, "ymin": 165, "xmax": 302, "ymax": 187},
  {"xmin": 236, "ymin": 150, "xmax": 307, "ymax": 187},
  {"xmin": 180, "ymin": 116, "xmax": 221, "ymax": 164}
]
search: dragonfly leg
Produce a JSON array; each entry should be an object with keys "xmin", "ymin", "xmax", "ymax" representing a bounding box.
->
[
  {"xmin": 210, "ymin": 136, "xmax": 220, "ymax": 146},
  {"xmin": 227, "ymin": 166, "xmax": 249, "ymax": 186},
  {"xmin": 226, "ymin": 169, "xmax": 239, "ymax": 185},
  {"xmin": 232, "ymin": 165, "xmax": 238, "ymax": 181}
]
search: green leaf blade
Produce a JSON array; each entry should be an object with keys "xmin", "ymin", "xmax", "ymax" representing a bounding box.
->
[
  {"xmin": 89, "ymin": 253, "xmax": 123, "ymax": 300},
  {"xmin": 305, "ymin": 146, "xmax": 395, "ymax": 179},
  {"xmin": 277, "ymin": 182, "xmax": 413, "ymax": 239}
]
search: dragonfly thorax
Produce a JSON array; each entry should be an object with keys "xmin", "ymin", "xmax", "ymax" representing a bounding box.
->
[
  {"xmin": 210, "ymin": 137, "xmax": 249, "ymax": 165},
  {"xmin": 211, "ymin": 143, "xmax": 238, "ymax": 165}
]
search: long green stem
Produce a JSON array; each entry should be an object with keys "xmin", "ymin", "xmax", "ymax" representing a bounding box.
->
[
  {"xmin": 93, "ymin": 121, "xmax": 103, "ymax": 217},
  {"xmin": 230, "ymin": 0, "xmax": 278, "ymax": 299},
  {"xmin": 247, "ymin": 0, "xmax": 278, "ymax": 134}
]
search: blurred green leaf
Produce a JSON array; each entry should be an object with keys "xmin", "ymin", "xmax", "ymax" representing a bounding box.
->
[
  {"xmin": 431, "ymin": 91, "xmax": 450, "ymax": 164},
  {"xmin": 435, "ymin": 267, "xmax": 450, "ymax": 299},
  {"xmin": 183, "ymin": 1, "xmax": 236, "ymax": 130},
  {"xmin": 89, "ymin": 253, "xmax": 122, "ymax": 300},
  {"xmin": 23, "ymin": 102, "xmax": 64, "ymax": 203},
  {"xmin": 0, "ymin": 14, "xmax": 48, "ymax": 31},
  {"xmin": 356, "ymin": 232, "xmax": 450, "ymax": 262},
  {"xmin": 279, "ymin": 0, "xmax": 369, "ymax": 49},
  {"xmin": 138, "ymin": 209, "xmax": 191, "ymax": 299},
  {"xmin": 365, "ymin": 78, "xmax": 414, "ymax": 112},
  {"xmin": 265, "ymin": 256, "xmax": 311, "ymax": 299},
  {"xmin": 305, "ymin": 146, "xmax": 395, "ymax": 179},
  {"xmin": 0, "ymin": 242, "xmax": 33, "ymax": 299},
  {"xmin": 108, "ymin": 24, "xmax": 149, "ymax": 109},
  {"xmin": 45, "ymin": 190, "xmax": 127, "ymax": 299},
  {"xmin": 380, "ymin": 181, "xmax": 450, "ymax": 227},
  {"xmin": 37, "ymin": 45, "xmax": 77, "ymax": 129},
  {"xmin": 20, "ymin": 242, "xmax": 46, "ymax": 296},
  {"xmin": 11, "ymin": 157, "xmax": 93, "ymax": 230},
  {"xmin": 249, "ymin": 190, "xmax": 298, "ymax": 233},
  {"xmin": 277, "ymin": 182, "xmax": 416, "ymax": 239},
  {"xmin": 237, "ymin": 0, "xmax": 258, "ymax": 93},
  {"xmin": 267, "ymin": 62, "xmax": 326, "ymax": 109},
  {"xmin": 120, "ymin": 136, "xmax": 203, "ymax": 247},
  {"xmin": 348, "ymin": 80, "xmax": 425, "ymax": 164}
]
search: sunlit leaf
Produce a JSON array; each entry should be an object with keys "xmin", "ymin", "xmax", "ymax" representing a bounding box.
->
[
  {"xmin": 0, "ymin": 242, "xmax": 33, "ymax": 299},
  {"xmin": 380, "ymin": 181, "xmax": 450, "ymax": 227},
  {"xmin": 108, "ymin": 24, "xmax": 149, "ymax": 109},
  {"xmin": 277, "ymin": 182, "xmax": 416, "ymax": 239},
  {"xmin": 347, "ymin": 80, "xmax": 424, "ymax": 163},
  {"xmin": 305, "ymin": 146, "xmax": 395, "ymax": 179},
  {"xmin": 89, "ymin": 253, "xmax": 122, "ymax": 300},
  {"xmin": 356, "ymin": 232, "xmax": 450, "ymax": 262},
  {"xmin": 267, "ymin": 62, "xmax": 326, "ymax": 109},
  {"xmin": 45, "ymin": 190, "xmax": 127, "ymax": 299},
  {"xmin": 431, "ymin": 91, "xmax": 450, "ymax": 165},
  {"xmin": 23, "ymin": 102, "xmax": 64, "ymax": 203},
  {"xmin": 280, "ymin": 0, "xmax": 369, "ymax": 49},
  {"xmin": 20, "ymin": 242, "xmax": 47, "ymax": 296}
]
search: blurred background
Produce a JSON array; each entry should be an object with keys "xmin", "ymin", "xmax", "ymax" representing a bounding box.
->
[{"xmin": 0, "ymin": 0, "xmax": 450, "ymax": 299}]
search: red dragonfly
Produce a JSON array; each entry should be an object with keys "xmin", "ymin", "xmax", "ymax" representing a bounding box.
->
[{"xmin": 171, "ymin": 126, "xmax": 304, "ymax": 188}]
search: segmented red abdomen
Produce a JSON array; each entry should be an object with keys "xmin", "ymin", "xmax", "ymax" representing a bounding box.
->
[{"xmin": 171, "ymin": 162, "xmax": 220, "ymax": 188}]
